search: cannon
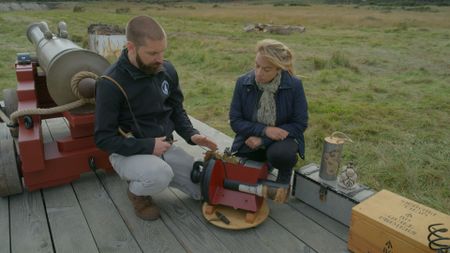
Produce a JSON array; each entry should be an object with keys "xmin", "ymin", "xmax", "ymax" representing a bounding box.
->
[{"xmin": 0, "ymin": 21, "xmax": 113, "ymax": 197}]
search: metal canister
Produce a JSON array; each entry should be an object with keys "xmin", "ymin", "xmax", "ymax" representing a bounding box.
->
[{"xmin": 319, "ymin": 135, "xmax": 345, "ymax": 181}]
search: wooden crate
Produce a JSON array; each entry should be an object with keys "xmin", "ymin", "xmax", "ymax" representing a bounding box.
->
[{"xmin": 348, "ymin": 189, "xmax": 450, "ymax": 253}]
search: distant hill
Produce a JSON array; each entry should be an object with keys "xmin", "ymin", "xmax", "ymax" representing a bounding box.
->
[
  {"xmin": 5, "ymin": 0, "xmax": 450, "ymax": 6},
  {"xmin": 321, "ymin": 0, "xmax": 450, "ymax": 6}
]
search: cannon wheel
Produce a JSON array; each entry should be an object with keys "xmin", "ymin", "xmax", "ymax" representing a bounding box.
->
[
  {"xmin": 0, "ymin": 123, "xmax": 23, "ymax": 197},
  {"xmin": 2, "ymin": 88, "xmax": 18, "ymax": 117},
  {"xmin": 2, "ymin": 88, "xmax": 19, "ymax": 137}
]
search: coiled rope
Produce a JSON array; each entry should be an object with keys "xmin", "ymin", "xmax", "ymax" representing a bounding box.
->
[{"xmin": 8, "ymin": 71, "xmax": 98, "ymax": 125}]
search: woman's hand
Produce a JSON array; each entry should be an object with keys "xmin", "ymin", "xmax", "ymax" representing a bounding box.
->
[
  {"xmin": 264, "ymin": 126, "xmax": 289, "ymax": 141},
  {"xmin": 245, "ymin": 136, "xmax": 262, "ymax": 150},
  {"xmin": 191, "ymin": 134, "xmax": 218, "ymax": 151}
]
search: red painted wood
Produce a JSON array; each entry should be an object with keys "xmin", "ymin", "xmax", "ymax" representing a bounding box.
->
[
  {"xmin": 207, "ymin": 159, "xmax": 268, "ymax": 213},
  {"xmin": 64, "ymin": 112, "xmax": 95, "ymax": 138},
  {"xmin": 15, "ymin": 58, "xmax": 112, "ymax": 192}
]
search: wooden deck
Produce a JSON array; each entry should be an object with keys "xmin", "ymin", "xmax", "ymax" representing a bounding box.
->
[{"xmin": 0, "ymin": 116, "xmax": 350, "ymax": 253}]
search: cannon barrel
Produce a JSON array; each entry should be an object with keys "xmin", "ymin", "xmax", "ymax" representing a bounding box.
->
[{"xmin": 26, "ymin": 21, "xmax": 110, "ymax": 106}]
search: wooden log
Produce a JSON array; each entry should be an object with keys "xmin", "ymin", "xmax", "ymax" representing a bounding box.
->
[{"xmin": 244, "ymin": 23, "xmax": 306, "ymax": 35}]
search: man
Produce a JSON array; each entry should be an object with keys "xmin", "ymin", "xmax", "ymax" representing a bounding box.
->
[{"xmin": 95, "ymin": 15, "xmax": 217, "ymax": 221}]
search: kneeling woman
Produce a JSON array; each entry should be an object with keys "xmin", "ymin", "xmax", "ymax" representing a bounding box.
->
[{"xmin": 229, "ymin": 39, "xmax": 308, "ymax": 185}]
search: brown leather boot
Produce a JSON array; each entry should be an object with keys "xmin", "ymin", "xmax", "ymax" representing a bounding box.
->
[{"xmin": 127, "ymin": 189, "xmax": 160, "ymax": 221}]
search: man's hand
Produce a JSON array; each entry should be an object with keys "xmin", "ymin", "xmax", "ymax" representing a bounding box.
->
[
  {"xmin": 191, "ymin": 134, "xmax": 218, "ymax": 151},
  {"xmin": 264, "ymin": 127, "xmax": 289, "ymax": 141},
  {"xmin": 153, "ymin": 137, "xmax": 172, "ymax": 156},
  {"xmin": 245, "ymin": 136, "xmax": 262, "ymax": 150}
]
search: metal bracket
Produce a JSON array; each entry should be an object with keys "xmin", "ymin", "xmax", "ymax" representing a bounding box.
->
[
  {"xmin": 88, "ymin": 156, "xmax": 97, "ymax": 171},
  {"xmin": 23, "ymin": 115, "xmax": 33, "ymax": 129},
  {"xmin": 319, "ymin": 185, "xmax": 328, "ymax": 202},
  {"xmin": 17, "ymin": 53, "xmax": 32, "ymax": 65}
]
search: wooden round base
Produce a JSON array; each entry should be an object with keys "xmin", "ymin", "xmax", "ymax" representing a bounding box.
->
[{"xmin": 202, "ymin": 200, "xmax": 269, "ymax": 230}]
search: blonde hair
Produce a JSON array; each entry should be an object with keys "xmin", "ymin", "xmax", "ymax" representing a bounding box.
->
[{"xmin": 256, "ymin": 39, "xmax": 294, "ymax": 75}]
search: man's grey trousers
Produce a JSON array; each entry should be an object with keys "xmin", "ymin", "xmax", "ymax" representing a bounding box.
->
[{"xmin": 109, "ymin": 145, "xmax": 201, "ymax": 200}]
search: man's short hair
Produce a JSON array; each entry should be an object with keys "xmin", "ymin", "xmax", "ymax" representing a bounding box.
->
[{"xmin": 126, "ymin": 16, "xmax": 166, "ymax": 47}]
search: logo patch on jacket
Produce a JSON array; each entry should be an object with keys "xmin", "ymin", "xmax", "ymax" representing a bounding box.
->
[{"xmin": 161, "ymin": 80, "xmax": 169, "ymax": 95}]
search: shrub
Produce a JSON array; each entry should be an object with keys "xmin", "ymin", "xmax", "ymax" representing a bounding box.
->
[
  {"xmin": 116, "ymin": 7, "xmax": 130, "ymax": 14},
  {"xmin": 73, "ymin": 6, "xmax": 84, "ymax": 12}
]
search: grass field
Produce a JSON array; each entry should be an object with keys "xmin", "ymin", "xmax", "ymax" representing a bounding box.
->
[{"xmin": 0, "ymin": 2, "xmax": 449, "ymax": 213}]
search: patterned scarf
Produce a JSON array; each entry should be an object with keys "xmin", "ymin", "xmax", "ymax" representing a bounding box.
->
[{"xmin": 256, "ymin": 72, "xmax": 281, "ymax": 126}]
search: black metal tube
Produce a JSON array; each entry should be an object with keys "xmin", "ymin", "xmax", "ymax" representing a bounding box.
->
[{"xmin": 223, "ymin": 179, "xmax": 241, "ymax": 191}]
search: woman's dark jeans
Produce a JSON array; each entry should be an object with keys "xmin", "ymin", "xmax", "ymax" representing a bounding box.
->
[{"xmin": 236, "ymin": 138, "xmax": 298, "ymax": 184}]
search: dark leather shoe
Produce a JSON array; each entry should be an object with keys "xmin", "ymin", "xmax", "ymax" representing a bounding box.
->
[{"xmin": 127, "ymin": 189, "xmax": 160, "ymax": 221}]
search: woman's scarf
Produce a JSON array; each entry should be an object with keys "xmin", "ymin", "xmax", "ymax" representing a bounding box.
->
[{"xmin": 256, "ymin": 72, "xmax": 281, "ymax": 126}]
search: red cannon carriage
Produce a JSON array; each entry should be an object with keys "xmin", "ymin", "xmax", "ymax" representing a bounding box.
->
[{"xmin": 0, "ymin": 21, "xmax": 112, "ymax": 197}]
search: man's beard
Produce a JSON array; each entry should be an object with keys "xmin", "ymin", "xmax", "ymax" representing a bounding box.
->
[{"xmin": 136, "ymin": 53, "xmax": 163, "ymax": 75}]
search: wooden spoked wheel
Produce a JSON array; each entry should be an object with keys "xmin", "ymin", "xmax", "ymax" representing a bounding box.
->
[
  {"xmin": 2, "ymin": 88, "xmax": 18, "ymax": 137},
  {"xmin": 0, "ymin": 123, "xmax": 23, "ymax": 197},
  {"xmin": 2, "ymin": 88, "xmax": 18, "ymax": 117}
]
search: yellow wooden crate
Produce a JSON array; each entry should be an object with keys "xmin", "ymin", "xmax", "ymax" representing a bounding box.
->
[{"xmin": 348, "ymin": 189, "xmax": 450, "ymax": 253}]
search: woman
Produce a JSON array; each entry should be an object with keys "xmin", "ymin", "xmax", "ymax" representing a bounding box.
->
[{"xmin": 229, "ymin": 39, "xmax": 308, "ymax": 185}]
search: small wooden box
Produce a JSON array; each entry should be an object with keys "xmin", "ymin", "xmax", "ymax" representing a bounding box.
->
[{"xmin": 348, "ymin": 189, "xmax": 450, "ymax": 253}]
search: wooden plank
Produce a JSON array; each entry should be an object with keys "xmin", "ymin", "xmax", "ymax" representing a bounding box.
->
[
  {"xmin": 43, "ymin": 185, "xmax": 99, "ymax": 253},
  {"xmin": 0, "ymin": 197, "xmax": 9, "ymax": 253},
  {"xmin": 44, "ymin": 117, "xmax": 70, "ymax": 140},
  {"xmin": 289, "ymin": 199, "xmax": 349, "ymax": 241},
  {"xmin": 153, "ymin": 188, "xmax": 231, "ymax": 252},
  {"xmin": 10, "ymin": 190, "xmax": 54, "ymax": 253},
  {"xmin": 42, "ymin": 117, "xmax": 98, "ymax": 252},
  {"xmin": 268, "ymin": 201, "xmax": 350, "ymax": 253},
  {"xmin": 95, "ymin": 170, "xmax": 186, "ymax": 253},
  {"xmin": 171, "ymin": 188, "xmax": 316, "ymax": 253},
  {"xmin": 182, "ymin": 117, "xmax": 326, "ymax": 252},
  {"xmin": 72, "ymin": 172, "xmax": 141, "ymax": 253},
  {"xmin": 41, "ymin": 120, "xmax": 52, "ymax": 144}
]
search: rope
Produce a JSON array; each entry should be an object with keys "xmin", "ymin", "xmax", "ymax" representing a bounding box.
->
[
  {"xmin": 70, "ymin": 71, "xmax": 98, "ymax": 103},
  {"xmin": 330, "ymin": 131, "xmax": 353, "ymax": 143},
  {"xmin": 9, "ymin": 71, "xmax": 99, "ymax": 125}
]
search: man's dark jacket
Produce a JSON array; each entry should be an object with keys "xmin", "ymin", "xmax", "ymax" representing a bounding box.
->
[
  {"xmin": 95, "ymin": 49, "xmax": 199, "ymax": 156},
  {"xmin": 229, "ymin": 70, "xmax": 308, "ymax": 159}
]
